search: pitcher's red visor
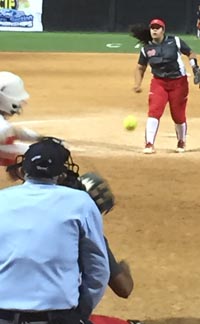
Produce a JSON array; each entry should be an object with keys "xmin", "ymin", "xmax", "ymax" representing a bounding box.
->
[{"xmin": 149, "ymin": 19, "xmax": 165, "ymax": 28}]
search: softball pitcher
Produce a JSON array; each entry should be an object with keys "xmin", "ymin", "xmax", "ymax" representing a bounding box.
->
[{"xmin": 130, "ymin": 19, "xmax": 200, "ymax": 154}]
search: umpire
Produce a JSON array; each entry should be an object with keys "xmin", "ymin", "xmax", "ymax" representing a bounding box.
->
[{"xmin": 0, "ymin": 137, "xmax": 110, "ymax": 324}]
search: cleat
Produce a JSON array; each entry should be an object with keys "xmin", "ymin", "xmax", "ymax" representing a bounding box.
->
[
  {"xmin": 175, "ymin": 140, "xmax": 185, "ymax": 153},
  {"xmin": 127, "ymin": 320, "xmax": 144, "ymax": 324},
  {"xmin": 143, "ymin": 142, "xmax": 155, "ymax": 154}
]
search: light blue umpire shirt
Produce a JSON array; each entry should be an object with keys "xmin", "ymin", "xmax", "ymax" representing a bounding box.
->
[{"xmin": 0, "ymin": 179, "xmax": 110, "ymax": 311}]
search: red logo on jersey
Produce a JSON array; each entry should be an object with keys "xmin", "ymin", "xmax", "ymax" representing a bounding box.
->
[{"xmin": 147, "ymin": 49, "xmax": 156, "ymax": 57}]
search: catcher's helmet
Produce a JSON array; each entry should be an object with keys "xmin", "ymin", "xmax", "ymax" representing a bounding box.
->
[{"xmin": 0, "ymin": 71, "xmax": 29, "ymax": 115}]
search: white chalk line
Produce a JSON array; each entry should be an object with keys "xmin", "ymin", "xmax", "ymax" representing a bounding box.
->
[
  {"xmin": 13, "ymin": 118, "xmax": 200, "ymax": 157},
  {"xmin": 13, "ymin": 118, "xmax": 139, "ymax": 157},
  {"xmin": 13, "ymin": 118, "xmax": 85, "ymax": 126}
]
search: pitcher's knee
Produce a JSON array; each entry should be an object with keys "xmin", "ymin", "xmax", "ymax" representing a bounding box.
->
[{"xmin": 172, "ymin": 117, "xmax": 186, "ymax": 124}]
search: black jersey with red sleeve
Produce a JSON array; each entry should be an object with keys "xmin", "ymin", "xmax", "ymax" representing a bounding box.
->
[{"xmin": 138, "ymin": 35, "xmax": 192, "ymax": 78}]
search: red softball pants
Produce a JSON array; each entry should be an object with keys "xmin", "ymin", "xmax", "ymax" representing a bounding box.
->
[
  {"xmin": 90, "ymin": 315, "xmax": 128, "ymax": 324},
  {"xmin": 148, "ymin": 75, "xmax": 189, "ymax": 123}
]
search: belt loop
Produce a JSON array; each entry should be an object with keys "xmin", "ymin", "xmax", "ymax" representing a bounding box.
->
[{"xmin": 13, "ymin": 313, "xmax": 20, "ymax": 324}]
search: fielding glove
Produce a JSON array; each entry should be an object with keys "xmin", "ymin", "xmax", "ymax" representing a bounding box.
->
[{"xmin": 193, "ymin": 67, "xmax": 200, "ymax": 85}]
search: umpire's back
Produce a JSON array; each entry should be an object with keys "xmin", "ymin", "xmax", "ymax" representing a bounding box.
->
[{"xmin": 0, "ymin": 137, "xmax": 110, "ymax": 324}]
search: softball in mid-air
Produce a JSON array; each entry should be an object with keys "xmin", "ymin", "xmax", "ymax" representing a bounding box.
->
[{"xmin": 123, "ymin": 115, "xmax": 138, "ymax": 131}]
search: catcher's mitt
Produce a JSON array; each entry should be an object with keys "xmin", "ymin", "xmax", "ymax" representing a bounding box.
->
[
  {"xmin": 80, "ymin": 172, "xmax": 115, "ymax": 215},
  {"xmin": 193, "ymin": 67, "xmax": 200, "ymax": 85}
]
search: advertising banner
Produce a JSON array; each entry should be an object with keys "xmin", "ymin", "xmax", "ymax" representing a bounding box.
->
[{"xmin": 0, "ymin": 0, "xmax": 43, "ymax": 31}]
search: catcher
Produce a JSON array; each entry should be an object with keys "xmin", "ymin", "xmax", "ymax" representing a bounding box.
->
[
  {"xmin": 59, "ymin": 172, "xmax": 135, "ymax": 323},
  {"xmin": 0, "ymin": 71, "xmax": 42, "ymax": 168},
  {"xmin": 6, "ymin": 137, "xmax": 136, "ymax": 324}
]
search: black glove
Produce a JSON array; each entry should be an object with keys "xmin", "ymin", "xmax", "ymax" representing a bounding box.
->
[
  {"xmin": 193, "ymin": 66, "xmax": 200, "ymax": 85},
  {"xmin": 80, "ymin": 172, "xmax": 115, "ymax": 214}
]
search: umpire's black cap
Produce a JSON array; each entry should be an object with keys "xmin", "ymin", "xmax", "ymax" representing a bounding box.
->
[{"xmin": 22, "ymin": 137, "xmax": 70, "ymax": 178}]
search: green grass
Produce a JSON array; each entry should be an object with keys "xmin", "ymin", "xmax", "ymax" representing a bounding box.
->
[{"xmin": 0, "ymin": 31, "xmax": 200, "ymax": 53}]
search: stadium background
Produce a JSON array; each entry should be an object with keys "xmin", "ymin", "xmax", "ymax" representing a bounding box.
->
[
  {"xmin": 1, "ymin": 0, "xmax": 200, "ymax": 323},
  {"xmin": 42, "ymin": 0, "xmax": 199, "ymax": 34}
]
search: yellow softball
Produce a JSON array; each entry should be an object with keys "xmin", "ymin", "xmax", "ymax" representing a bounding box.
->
[{"xmin": 123, "ymin": 115, "xmax": 138, "ymax": 131}]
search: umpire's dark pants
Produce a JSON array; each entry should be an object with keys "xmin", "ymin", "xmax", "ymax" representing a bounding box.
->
[{"xmin": 0, "ymin": 309, "xmax": 81, "ymax": 324}]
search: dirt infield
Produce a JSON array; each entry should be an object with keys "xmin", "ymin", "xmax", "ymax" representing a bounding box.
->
[{"xmin": 1, "ymin": 52, "xmax": 200, "ymax": 322}]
